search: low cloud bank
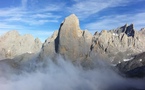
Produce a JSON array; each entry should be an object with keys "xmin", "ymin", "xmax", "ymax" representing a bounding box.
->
[{"xmin": 0, "ymin": 56, "xmax": 145, "ymax": 90}]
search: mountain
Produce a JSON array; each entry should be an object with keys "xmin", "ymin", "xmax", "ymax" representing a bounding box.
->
[
  {"xmin": 40, "ymin": 14, "xmax": 92, "ymax": 62},
  {"xmin": 117, "ymin": 52, "xmax": 145, "ymax": 78},
  {"xmin": 0, "ymin": 14, "xmax": 145, "ymax": 78},
  {"xmin": 40, "ymin": 14, "xmax": 145, "ymax": 63},
  {"xmin": 91, "ymin": 24, "xmax": 145, "ymax": 64},
  {"xmin": 0, "ymin": 30, "xmax": 42, "ymax": 60}
]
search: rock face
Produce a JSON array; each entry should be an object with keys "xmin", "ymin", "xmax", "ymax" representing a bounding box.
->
[
  {"xmin": 55, "ymin": 14, "xmax": 92, "ymax": 61},
  {"xmin": 40, "ymin": 30, "xmax": 58, "ymax": 59},
  {"xmin": 40, "ymin": 14, "xmax": 93, "ymax": 61},
  {"xmin": 40, "ymin": 14, "xmax": 145, "ymax": 66},
  {"xmin": 117, "ymin": 52, "xmax": 145, "ymax": 78},
  {"xmin": 90, "ymin": 24, "xmax": 145, "ymax": 63},
  {"xmin": 0, "ymin": 30, "xmax": 42, "ymax": 60}
]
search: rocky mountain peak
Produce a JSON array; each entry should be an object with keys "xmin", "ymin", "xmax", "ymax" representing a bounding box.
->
[
  {"xmin": 55, "ymin": 14, "xmax": 92, "ymax": 61},
  {"xmin": 113, "ymin": 24, "xmax": 135, "ymax": 37},
  {"xmin": 125, "ymin": 24, "xmax": 135, "ymax": 37},
  {"xmin": 0, "ymin": 30, "xmax": 42, "ymax": 60},
  {"xmin": 140, "ymin": 28, "xmax": 145, "ymax": 34},
  {"xmin": 40, "ymin": 14, "xmax": 92, "ymax": 61},
  {"xmin": 2, "ymin": 30, "xmax": 20, "ymax": 39},
  {"xmin": 59, "ymin": 14, "xmax": 81, "ymax": 38},
  {"xmin": 5, "ymin": 30, "xmax": 19, "ymax": 35}
]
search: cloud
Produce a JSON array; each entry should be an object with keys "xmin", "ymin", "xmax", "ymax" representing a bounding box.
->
[
  {"xmin": 0, "ymin": 0, "xmax": 62, "ymax": 26},
  {"xmin": 21, "ymin": 0, "xmax": 28, "ymax": 9},
  {"xmin": 84, "ymin": 12, "xmax": 145, "ymax": 33},
  {"xmin": 0, "ymin": 8, "xmax": 22, "ymax": 17},
  {"xmin": 32, "ymin": 13, "xmax": 60, "ymax": 19},
  {"xmin": 0, "ymin": 56, "xmax": 145, "ymax": 90},
  {"xmin": 0, "ymin": 23, "xmax": 24, "ymax": 30},
  {"xmin": 68, "ymin": 0, "xmax": 131, "ymax": 19},
  {"xmin": 39, "ymin": 5, "xmax": 63, "ymax": 12}
]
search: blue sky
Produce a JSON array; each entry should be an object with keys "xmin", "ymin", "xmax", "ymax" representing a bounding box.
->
[{"xmin": 0, "ymin": 0, "xmax": 145, "ymax": 42}]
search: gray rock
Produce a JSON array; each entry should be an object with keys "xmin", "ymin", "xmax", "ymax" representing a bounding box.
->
[
  {"xmin": 0, "ymin": 30, "xmax": 42, "ymax": 60},
  {"xmin": 111, "ymin": 24, "xmax": 135, "ymax": 37},
  {"xmin": 40, "ymin": 14, "xmax": 93, "ymax": 62},
  {"xmin": 55, "ymin": 14, "xmax": 93, "ymax": 61},
  {"xmin": 39, "ymin": 30, "xmax": 58, "ymax": 59},
  {"xmin": 40, "ymin": 14, "xmax": 145, "ymax": 65},
  {"xmin": 117, "ymin": 52, "xmax": 145, "ymax": 78},
  {"xmin": 90, "ymin": 24, "xmax": 145, "ymax": 63}
]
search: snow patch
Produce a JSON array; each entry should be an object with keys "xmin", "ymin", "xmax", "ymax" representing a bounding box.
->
[
  {"xmin": 123, "ymin": 57, "xmax": 134, "ymax": 62},
  {"xmin": 139, "ymin": 59, "xmax": 142, "ymax": 62},
  {"xmin": 113, "ymin": 33, "xmax": 119, "ymax": 36}
]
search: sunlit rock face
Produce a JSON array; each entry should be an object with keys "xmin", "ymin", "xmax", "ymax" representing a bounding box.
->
[
  {"xmin": 40, "ymin": 14, "xmax": 93, "ymax": 62},
  {"xmin": 40, "ymin": 14, "xmax": 145, "ymax": 67},
  {"xmin": 40, "ymin": 30, "xmax": 58, "ymax": 59},
  {"xmin": 0, "ymin": 30, "xmax": 42, "ymax": 60},
  {"xmin": 90, "ymin": 24, "xmax": 145, "ymax": 64}
]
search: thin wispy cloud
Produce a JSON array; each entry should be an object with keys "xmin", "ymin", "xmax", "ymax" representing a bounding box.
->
[
  {"xmin": 21, "ymin": 0, "xmax": 28, "ymax": 9},
  {"xmin": 32, "ymin": 13, "xmax": 61, "ymax": 19},
  {"xmin": 0, "ymin": 0, "xmax": 62, "ymax": 26},
  {"xmin": 85, "ymin": 12, "xmax": 145, "ymax": 33},
  {"xmin": 68, "ymin": 0, "xmax": 131, "ymax": 19}
]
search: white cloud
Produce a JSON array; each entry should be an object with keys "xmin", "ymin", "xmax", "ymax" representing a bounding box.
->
[
  {"xmin": 22, "ymin": 19, "xmax": 58, "ymax": 25},
  {"xmin": 68, "ymin": 0, "xmax": 131, "ymax": 19},
  {"xmin": 0, "ymin": 0, "xmax": 62, "ymax": 26},
  {"xmin": 0, "ymin": 8, "xmax": 23, "ymax": 17},
  {"xmin": 32, "ymin": 13, "xmax": 61, "ymax": 19},
  {"xmin": 0, "ymin": 23, "xmax": 23, "ymax": 29},
  {"xmin": 39, "ymin": 5, "xmax": 63, "ymax": 12},
  {"xmin": 84, "ymin": 12, "xmax": 145, "ymax": 34},
  {"xmin": 0, "ymin": 56, "xmax": 145, "ymax": 90}
]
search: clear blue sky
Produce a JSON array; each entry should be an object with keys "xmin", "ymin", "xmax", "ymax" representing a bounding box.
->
[{"xmin": 0, "ymin": 0, "xmax": 145, "ymax": 42}]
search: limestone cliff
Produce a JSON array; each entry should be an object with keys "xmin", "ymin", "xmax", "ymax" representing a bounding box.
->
[
  {"xmin": 40, "ymin": 14, "xmax": 145, "ymax": 65},
  {"xmin": 40, "ymin": 14, "xmax": 92, "ymax": 62},
  {"xmin": 91, "ymin": 24, "xmax": 145, "ymax": 63},
  {"xmin": 0, "ymin": 30, "xmax": 42, "ymax": 60}
]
